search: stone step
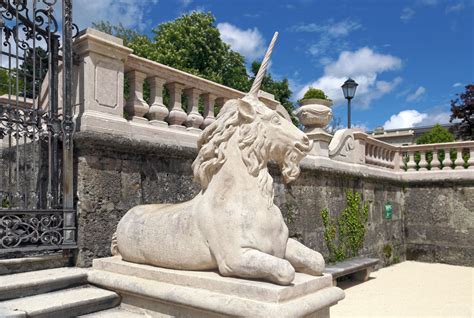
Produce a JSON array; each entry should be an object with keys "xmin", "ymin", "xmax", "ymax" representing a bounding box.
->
[
  {"xmin": 0, "ymin": 267, "xmax": 88, "ymax": 301},
  {"xmin": 79, "ymin": 305, "xmax": 149, "ymax": 317},
  {"xmin": 0, "ymin": 254, "xmax": 70, "ymax": 275},
  {"xmin": 0, "ymin": 285, "xmax": 120, "ymax": 318}
]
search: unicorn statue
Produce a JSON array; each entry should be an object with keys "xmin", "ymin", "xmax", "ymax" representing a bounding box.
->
[{"xmin": 112, "ymin": 32, "xmax": 325, "ymax": 285}]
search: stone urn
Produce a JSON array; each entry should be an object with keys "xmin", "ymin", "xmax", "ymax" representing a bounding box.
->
[{"xmin": 295, "ymin": 98, "xmax": 333, "ymax": 133}]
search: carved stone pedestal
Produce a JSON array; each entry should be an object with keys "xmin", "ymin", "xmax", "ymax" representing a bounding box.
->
[
  {"xmin": 307, "ymin": 128, "xmax": 333, "ymax": 157},
  {"xmin": 89, "ymin": 257, "xmax": 345, "ymax": 318}
]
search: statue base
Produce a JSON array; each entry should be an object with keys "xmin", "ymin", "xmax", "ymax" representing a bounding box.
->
[{"xmin": 88, "ymin": 257, "xmax": 344, "ymax": 318}]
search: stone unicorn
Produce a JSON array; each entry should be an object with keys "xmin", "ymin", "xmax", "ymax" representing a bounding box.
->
[{"xmin": 112, "ymin": 32, "xmax": 325, "ymax": 285}]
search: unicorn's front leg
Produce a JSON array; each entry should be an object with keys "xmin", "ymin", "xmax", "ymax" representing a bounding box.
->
[
  {"xmin": 284, "ymin": 238, "xmax": 325, "ymax": 276},
  {"xmin": 217, "ymin": 248, "xmax": 295, "ymax": 285}
]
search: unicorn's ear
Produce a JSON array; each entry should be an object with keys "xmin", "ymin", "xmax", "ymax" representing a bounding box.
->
[{"xmin": 237, "ymin": 99, "xmax": 255, "ymax": 122}]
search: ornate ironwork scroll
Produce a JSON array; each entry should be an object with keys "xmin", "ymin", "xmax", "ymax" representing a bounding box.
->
[{"xmin": 0, "ymin": 0, "xmax": 76, "ymax": 254}]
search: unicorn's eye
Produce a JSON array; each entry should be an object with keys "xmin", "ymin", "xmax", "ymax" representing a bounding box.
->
[{"xmin": 271, "ymin": 115, "xmax": 281, "ymax": 125}]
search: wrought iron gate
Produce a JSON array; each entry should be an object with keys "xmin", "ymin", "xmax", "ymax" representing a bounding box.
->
[{"xmin": 0, "ymin": 0, "xmax": 75, "ymax": 253}]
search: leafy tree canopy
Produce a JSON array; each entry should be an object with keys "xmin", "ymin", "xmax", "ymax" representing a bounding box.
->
[
  {"xmin": 416, "ymin": 123, "xmax": 455, "ymax": 144},
  {"xmin": 92, "ymin": 12, "xmax": 297, "ymax": 124},
  {"xmin": 450, "ymin": 84, "xmax": 474, "ymax": 140}
]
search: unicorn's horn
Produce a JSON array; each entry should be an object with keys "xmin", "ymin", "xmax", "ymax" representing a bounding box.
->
[{"xmin": 248, "ymin": 32, "xmax": 279, "ymax": 97}]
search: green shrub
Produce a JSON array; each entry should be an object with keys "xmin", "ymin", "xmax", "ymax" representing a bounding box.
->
[
  {"xmin": 321, "ymin": 191, "xmax": 369, "ymax": 263},
  {"xmin": 300, "ymin": 87, "xmax": 329, "ymax": 101}
]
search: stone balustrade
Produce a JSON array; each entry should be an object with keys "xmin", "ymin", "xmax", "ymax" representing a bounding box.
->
[
  {"xmin": 71, "ymin": 28, "xmax": 280, "ymax": 141},
  {"xmin": 401, "ymin": 141, "xmax": 474, "ymax": 171},
  {"xmin": 70, "ymin": 28, "xmax": 473, "ymax": 178},
  {"xmin": 352, "ymin": 132, "xmax": 474, "ymax": 172},
  {"xmin": 123, "ymin": 54, "xmax": 280, "ymax": 131}
]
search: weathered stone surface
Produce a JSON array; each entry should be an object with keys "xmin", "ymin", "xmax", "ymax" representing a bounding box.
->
[
  {"xmin": 88, "ymin": 257, "xmax": 344, "ymax": 318},
  {"xmin": 404, "ymin": 183, "xmax": 474, "ymax": 266},
  {"xmin": 73, "ymin": 133, "xmax": 473, "ymax": 268}
]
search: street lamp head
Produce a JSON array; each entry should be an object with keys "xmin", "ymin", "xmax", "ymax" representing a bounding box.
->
[{"xmin": 341, "ymin": 78, "xmax": 358, "ymax": 100}]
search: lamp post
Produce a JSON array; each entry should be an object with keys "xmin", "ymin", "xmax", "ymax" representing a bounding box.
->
[{"xmin": 341, "ymin": 78, "xmax": 358, "ymax": 129}]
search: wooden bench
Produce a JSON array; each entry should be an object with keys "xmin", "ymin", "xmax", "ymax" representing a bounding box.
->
[{"xmin": 324, "ymin": 257, "xmax": 379, "ymax": 286}]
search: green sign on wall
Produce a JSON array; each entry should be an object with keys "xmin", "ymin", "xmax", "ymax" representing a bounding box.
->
[{"xmin": 384, "ymin": 202, "xmax": 393, "ymax": 219}]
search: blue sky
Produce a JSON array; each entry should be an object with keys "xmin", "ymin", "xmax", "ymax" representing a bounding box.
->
[{"xmin": 74, "ymin": 0, "xmax": 473, "ymax": 131}]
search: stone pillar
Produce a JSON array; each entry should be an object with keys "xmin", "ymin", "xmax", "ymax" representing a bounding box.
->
[
  {"xmin": 201, "ymin": 93, "xmax": 216, "ymax": 129},
  {"xmin": 406, "ymin": 152, "xmax": 417, "ymax": 171},
  {"xmin": 431, "ymin": 151, "xmax": 440, "ymax": 170},
  {"xmin": 442, "ymin": 150, "xmax": 452, "ymax": 170},
  {"xmin": 125, "ymin": 70, "xmax": 149, "ymax": 123},
  {"xmin": 73, "ymin": 28, "xmax": 132, "ymax": 133},
  {"xmin": 165, "ymin": 82, "xmax": 187, "ymax": 130},
  {"xmin": 148, "ymin": 76, "xmax": 168, "ymax": 127},
  {"xmin": 184, "ymin": 88, "xmax": 203, "ymax": 133},
  {"xmin": 418, "ymin": 151, "xmax": 428, "ymax": 171},
  {"xmin": 468, "ymin": 148, "xmax": 474, "ymax": 170},
  {"xmin": 454, "ymin": 148, "xmax": 465, "ymax": 170},
  {"xmin": 307, "ymin": 130, "xmax": 333, "ymax": 157}
]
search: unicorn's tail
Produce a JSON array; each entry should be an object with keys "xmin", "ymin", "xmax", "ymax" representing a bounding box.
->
[{"xmin": 110, "ymin": 231, "xmax": 120, "ymax": 256}]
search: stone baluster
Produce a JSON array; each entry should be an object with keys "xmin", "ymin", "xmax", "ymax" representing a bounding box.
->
[
  {"xmin": 454, "ymin": 148, "xmax": 465, "ymax": 170},
  {"xmin": 215, "ymin": 97, "xmax": 229, "ymax": 115},
  {"xmin": 468, "ymin": 148, "xmax": 474, "ymax": 170},
  {"xmin": 125, "ymin": 70, "xmax": 149, "ymax": 123},
  {"xmin": 201, "ymin": 93, "xmax": 216, "ymax": 129},
  {"xmin": 393, "ymin": 151, "xmax": 401, "ymax": 171},
  {"xmin": 442, "ymin": 148, "xmax": 452, "ymax": 170},
  {"xmin": 184, "ymin": 88, "xmax": 204, "ymax": 133},
  {"xmin": 165, "ymin": 82, "xmax": 187, "ymax": 130},
  {"xmin": 418, "ymin": 150, "xmax": 428, "ymax": 171},
  {"xmin": 431, "ymin": 150, "xmax": 440, "ymax": 170},
  {"xmin": 148, "ymin": 77, "xmax": 168, "ymax": 127},
  {"xmin": 406, "ymin": 152, "xmax": 416, "ymax": 171}
]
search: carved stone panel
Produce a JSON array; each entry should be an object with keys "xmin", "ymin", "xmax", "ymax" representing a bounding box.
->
[{"xmin": 94, "ymin": 60, "xmax": 120, "ymax": 109}]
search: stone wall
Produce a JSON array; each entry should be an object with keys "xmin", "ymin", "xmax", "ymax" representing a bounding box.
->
[
  {"xmin": 73, "ymin": 131, "xmax": 474, "ymax": 268},
  {"xmin": 73, "ymin": 131, "xmax": 407, "ymax": 267},
  {"xmin": 404, "ymin": 181, "xmax": 474, "ymax": 266}
]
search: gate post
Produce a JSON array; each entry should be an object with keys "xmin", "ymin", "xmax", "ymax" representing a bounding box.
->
[{"xmin": 62, "ymin": 0, "xmax": 75, "ymax": 246}]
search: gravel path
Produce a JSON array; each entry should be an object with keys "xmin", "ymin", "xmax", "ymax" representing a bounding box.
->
[{"xmin": 331, "ymin": 261, "xmax": 473, "ymax": 317}]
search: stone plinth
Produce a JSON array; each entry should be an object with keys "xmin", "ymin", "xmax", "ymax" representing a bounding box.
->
[{"xmin": 88, "ymin": 257, "xmax": 345, "ymax": 318}]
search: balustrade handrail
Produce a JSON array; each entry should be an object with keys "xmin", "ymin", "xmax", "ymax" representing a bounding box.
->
[
  {"xmin": 125, "ymin": 54, "xmax": 279, "ymax": 109},
  {"xmin": 353, "ymin": 131, "xmax": 399, "ymax": 151},
  {"xmin": 400, "ymin": 141, "xmax": 474, "ymax": 152}
]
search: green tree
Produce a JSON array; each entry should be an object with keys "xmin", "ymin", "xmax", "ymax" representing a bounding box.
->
[
  {"xmin": 450, "ymin": 84, "xmax": 474, "ymax": 140},
  {"xmin": 94, "ymin": 13, "xmax": 249, "ymax": 92},
  {"xmin": 415, "ymin": 124, "xmax": 455, "ymax": 144},
  {"xmin": 250, "ymin": 61, "xmax": 297, "ymax": 125},
  {"xmin": 0, "ymin": 69, "xmax": 10, "ymax": 95}
]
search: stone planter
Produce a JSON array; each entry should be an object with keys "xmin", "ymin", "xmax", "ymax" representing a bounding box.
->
[
  {"xmin": 295, "ymin": 98, "xmax": 334, "ymax": 157},
  {"xmin": 295, "ymin": 98, "xmax": 333, "ymax": 133}
]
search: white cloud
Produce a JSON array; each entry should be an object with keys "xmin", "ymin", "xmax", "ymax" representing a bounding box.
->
[
  {"xmin": 406, "ymin": 86, "xmax": 426, "ymax": 102},
  {"xmin": 383, "ymin": 107, "xmax": 451, "ymax": 130},
  {"xmin": 446, "ymin": 2, "xmax": 465, "ymax": 13},
  {"xmin": 417, "ymin": 111, "xmax": 451, "ymax": 126},
  {"xmin": 179, "ymin": 0, "xmax": 193, "ymax": 7},
  {"xmin": 383, "ymin": 110, "xmax": 428, "ymax": 129},
  {"xmin": 290, "ymin": 20, "xmax": 361, "ymax": 59},
  {"xmin": 73, "ymin": 0, "xmax": 158, "ymax": 31},
  {"xmin": 297, "ymin": 47, "xmax": 402, "ymax": 109},
  {"xmin": 400, "ymin": 7, "xmax": 415, "ymax": 22},
  {"xmin": 217, "ymin": 23, "xmax": 265, "ymax": 61},
  {"xmin": 452, "ymin": 82, "xmax": 463, "ymax": 87}
]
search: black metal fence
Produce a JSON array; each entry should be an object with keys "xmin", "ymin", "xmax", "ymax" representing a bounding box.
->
[{"xmin": 0, "ymin": 0, "xmax": 75, "ymax": 254}]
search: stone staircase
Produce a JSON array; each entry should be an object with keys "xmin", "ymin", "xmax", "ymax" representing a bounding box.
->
[{"xmin": 0, "ymin": 267, "xmax": 147, "ymax": 317}]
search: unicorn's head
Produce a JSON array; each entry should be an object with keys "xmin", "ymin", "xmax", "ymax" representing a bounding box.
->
[{"xmin": 192, "ymin": 31, "xmax": 310, "ymax": 194}]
